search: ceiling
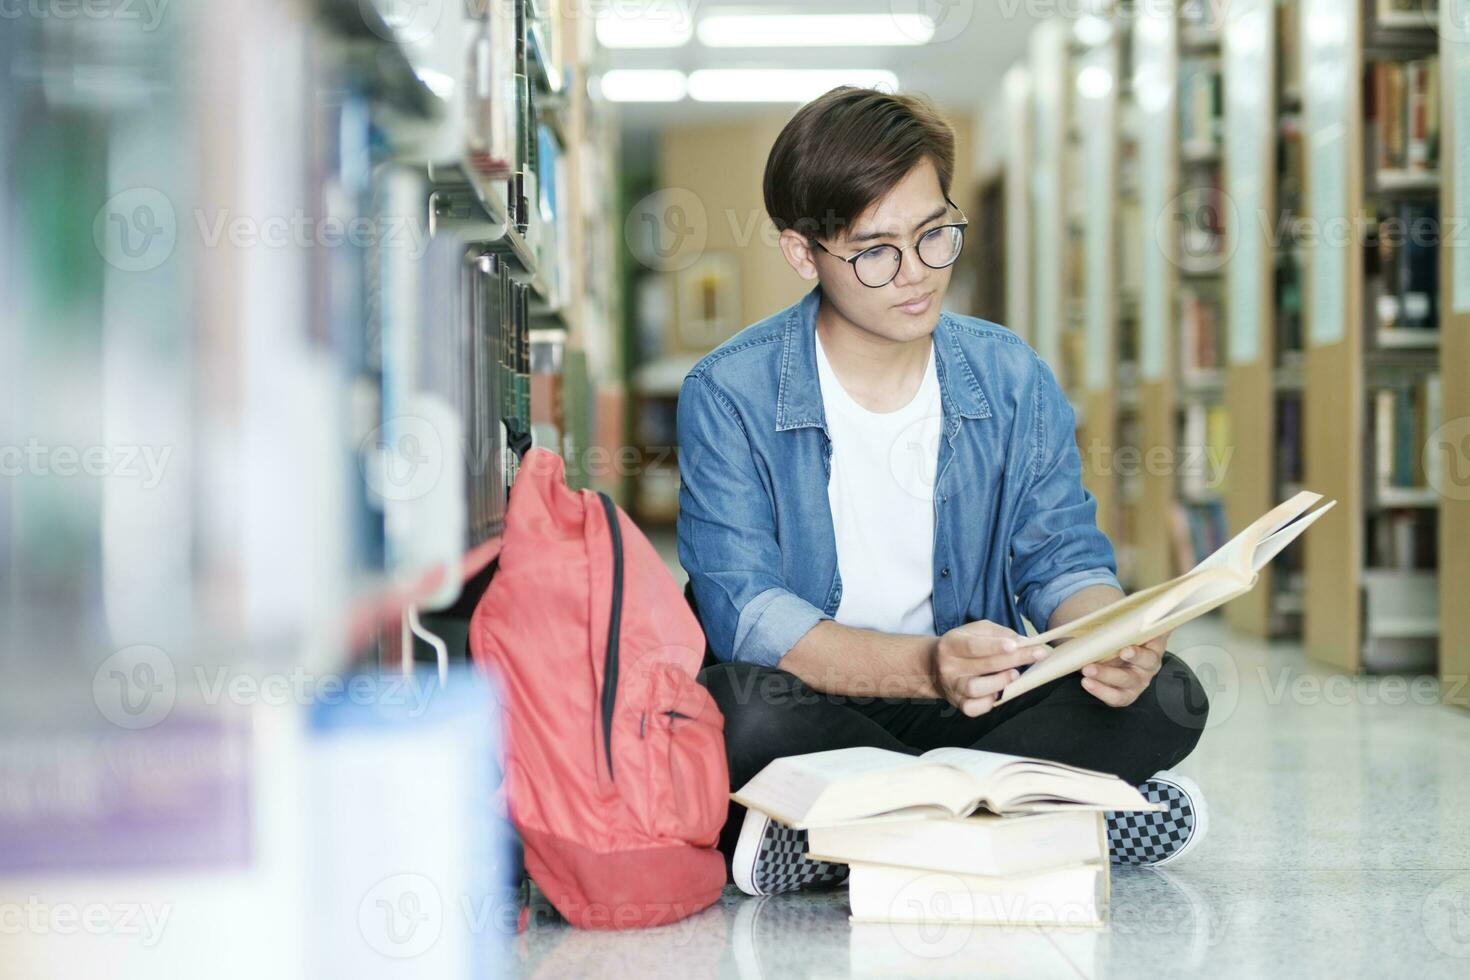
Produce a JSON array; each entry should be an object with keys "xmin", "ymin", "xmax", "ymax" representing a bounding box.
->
[{"xmin": 596, "ymin": 0, "xmax": 1046, "ymax": 143}]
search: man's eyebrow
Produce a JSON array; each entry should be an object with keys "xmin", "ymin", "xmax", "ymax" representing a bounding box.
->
[{"xmin": 846, "ymin": 203, "xmax": 950, "ymax": 244}]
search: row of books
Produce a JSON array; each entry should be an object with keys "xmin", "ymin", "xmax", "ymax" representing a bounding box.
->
[
  {"xmin": 1372, "ymin": 374, "xmax": 1443, "ymax": 497},
  {"xmin": 1367, "ymin": 57, "xmax": 1441, "ymax": 176},
  {"xmin": 1179, "ymin": 287, "xmax": 1223, "ymax": 375},
  {"xmin": 735, "ymin": 748, "xmax": 1164, "ymax": 927},
  {"xmin": 1275, "ymin": 393, "xmax": 1305, "ymax": 488},
  {"xmin": 418, "ymin": 242, "xmax": 531, "ymax": 548},
  {"xmin": 1179, "ymin": 56, "xmax": 1222, "ymax": 154},
  {"xmin": 1174, "ymin": 499, "xmax": 1229, "ymax": 571},
  {"xmin": 1368, "ymin": 509, "xmax": 1438, "ymax": 569},
  {"xmin": 1368, "ymin": 201, "xmax": 1440, "ymax": 333}
]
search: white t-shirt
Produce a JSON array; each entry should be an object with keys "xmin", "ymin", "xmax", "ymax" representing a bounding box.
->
[{"xmin": 814, "ymin": 330, "xmax": 944, "ymax": 636}]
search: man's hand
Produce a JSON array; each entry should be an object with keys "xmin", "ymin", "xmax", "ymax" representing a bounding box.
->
[
  {"xmin": 932, "ymin": 621, "xmax": 1050, "ymax": 717},
  {"xmin": 1080, "ymin": 633, "xmax": 1168, "ymax": 707}
]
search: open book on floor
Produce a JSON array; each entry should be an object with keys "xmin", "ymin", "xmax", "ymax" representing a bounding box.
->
[
  {"xmin": 731, "ymin": 746, "xmax": 1158, "ymax": 830},
  {"xmin": 1000, "ymin": 490, "xmax": 1336, "ymax": 703}
]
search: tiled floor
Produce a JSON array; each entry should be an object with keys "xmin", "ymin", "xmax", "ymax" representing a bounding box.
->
[{"xmin": 515, "ymin": 533, "xmax": 1470, "ymax": 977}]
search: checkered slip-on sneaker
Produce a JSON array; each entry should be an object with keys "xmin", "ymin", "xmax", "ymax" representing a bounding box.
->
[
  {"xmin": 1106, "ymin": 770, "xmax": 1208, "ymax": 866},
  {"xmin": 731, "ymin": 809, "xmax": 850, "ymax": 897}
]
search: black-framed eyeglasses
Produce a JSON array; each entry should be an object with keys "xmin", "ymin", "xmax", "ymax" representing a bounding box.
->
[{"xmin": 810, "ymin": 196, "xmax": 969, "ymax": 288}]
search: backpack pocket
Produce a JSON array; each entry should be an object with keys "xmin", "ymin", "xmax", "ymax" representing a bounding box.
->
[{"xmin": 612, "ymin": 660, "xmax": 728, "ymax": 848}]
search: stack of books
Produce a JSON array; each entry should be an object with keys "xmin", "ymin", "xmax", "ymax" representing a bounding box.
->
[{"xmin": 733, "ymin": 747, "xmax": 1161, "ymax": 928}]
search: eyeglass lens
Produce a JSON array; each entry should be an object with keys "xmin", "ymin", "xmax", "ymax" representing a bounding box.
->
[{"xmin": 852, "ymin": 224, "xmax": 965, "ymax": 287}]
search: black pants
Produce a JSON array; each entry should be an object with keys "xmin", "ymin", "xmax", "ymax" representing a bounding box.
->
[{"xmin": 698, "ymin": 653, "xmax": 1210, "ymax": 861}]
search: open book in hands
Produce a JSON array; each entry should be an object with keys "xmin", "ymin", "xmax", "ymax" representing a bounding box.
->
[{"xmin": 999, "ymin": 490, "xmax": 1336, "ymax": 703}]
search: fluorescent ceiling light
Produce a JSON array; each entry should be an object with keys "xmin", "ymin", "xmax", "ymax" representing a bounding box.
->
[
  {"xmin": 599, "ymin": 70, "xmax": 688, "ymax": 102},
  {"xmin": 688, "ymin": 69, "xmax": 899, "ymax": 102},
  {"xmin": 596, "ymin": 10, "xmax": 694, "ymax": 48},
  {"xmin": 697, "ymin": 13, "xmax": 934, "ymax": 47}
]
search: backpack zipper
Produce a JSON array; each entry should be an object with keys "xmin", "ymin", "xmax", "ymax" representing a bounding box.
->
[{"xmin": 597, "ymin": 492, "xmax": 624, "ymax": 780}]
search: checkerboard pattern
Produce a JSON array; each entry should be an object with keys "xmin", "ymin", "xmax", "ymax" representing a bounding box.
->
[
  {"xmin": 751, "ymin": 821, "xmax": 850, "ymax": 895},
  {"xmin": 1107, "ymin": 777, "xmax": 1198, "ymax": 865}
]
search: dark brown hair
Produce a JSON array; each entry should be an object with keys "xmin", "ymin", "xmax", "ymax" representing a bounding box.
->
[{"xmin": 762, "ymin": 86, "xmax": 956, "ymax": 243}]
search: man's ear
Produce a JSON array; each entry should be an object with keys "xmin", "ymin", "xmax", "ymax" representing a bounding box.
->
[{"xmin": 777, "ymin": 228, "xmax": 821, "ymax": 281}]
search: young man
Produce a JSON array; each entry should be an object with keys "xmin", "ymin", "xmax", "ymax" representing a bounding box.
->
[{"xmin": 676, "ymin": 87, "xmax": 1209, "ymax": 896}]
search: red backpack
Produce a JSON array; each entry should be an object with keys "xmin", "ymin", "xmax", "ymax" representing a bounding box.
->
[{"xmin": 470, "ymin": 448, "xmax": 729, "ymax": 929}]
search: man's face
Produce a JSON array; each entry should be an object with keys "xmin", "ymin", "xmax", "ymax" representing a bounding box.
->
[{"xmin": 809, "ymin": 157, "xmax": 958, "ymax": 344}]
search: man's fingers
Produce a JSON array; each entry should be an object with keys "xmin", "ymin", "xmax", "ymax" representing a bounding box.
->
[
  {"xmin": 951, "ymin": 643, "xmax": 1048, "ymax": 676},
  {"xmin": 963, "ymin": 668, "xmax": 1019, "ymax": 700},
  {"xmin": 1122, "ymin": 644, "xmax": 1163, "ymax": 673},
  {"xmin": 1081, "ymin": 676, "xmax": 1134, "ymax": 707},
  {"xmin": 1081, "ymin": 662, "xmax": 1137, "ymax": 689},
  {"xmin": 960, "ymin": 694, "xmax": 997, "ymax": 717}
]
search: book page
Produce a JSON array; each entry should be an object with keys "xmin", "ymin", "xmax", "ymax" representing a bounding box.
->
[
  {"xmin": 1249, "ymin": 498, "xmax": 1335, "ymax": 571},
  {"xmin": 730, "ymin": 748, "xmax": 919, "ymax": 825},
  {"xmin": 1192, "ymin": 490, "xmax": 1325, "ymax": 576}
]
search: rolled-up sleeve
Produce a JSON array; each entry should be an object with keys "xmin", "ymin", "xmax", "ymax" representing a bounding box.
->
[
  {"xmin": 1010, "ymin": 358, "xmax": 1122, "ymax": 631},
  {"xmin": 676, "ymin": 373, "xmax": 830, "ymax": 666}
]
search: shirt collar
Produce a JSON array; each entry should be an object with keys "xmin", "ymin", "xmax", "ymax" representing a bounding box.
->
[{"xmin": 774, "ymin": 283, "xmax": 992, "ymax": 433}]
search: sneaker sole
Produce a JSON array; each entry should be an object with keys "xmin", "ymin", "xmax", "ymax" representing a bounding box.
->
[{"xmin": 731, "ymin": 810, "xmax": 770, "ymax": 897}]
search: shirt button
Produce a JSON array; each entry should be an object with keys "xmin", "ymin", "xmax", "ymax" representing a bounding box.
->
[{"xmin": 940, "ymin": 567, "xmax": 950, "ymax": 577}]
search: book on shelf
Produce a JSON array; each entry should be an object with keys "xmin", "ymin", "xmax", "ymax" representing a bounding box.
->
[
  {"xmin": 731, "ymin": 747, "xmax": 1157, "ymax": 830},
  {"xmin": 1375, "ymin": 0, "xmax": 1442, "ymax": 31},
  {"xmin": 1179, "ymin": 288, "xmax": 1222, "ymax": 375},
  {"xmin": 1371, "ymin": 201, "xmax": 1440, "ymax": 334},
  {"xmin": 1179, "ymin": 55, "xmax": 1222, "ymax": 153},
  {"xmin": 1373, "ymin": 374, "xmax": 1442, "ymax": 500},
  {"xmin": 1003, "ymin": 491, "xmax": 1336, "ymax": 702},
  {"xmin": 846, "ymin": 860, "xmax": 1108, "ymax": 928},
  {"xmin": 1368, "ymin": 57, "xmax": 1440, "ymax": 177}
]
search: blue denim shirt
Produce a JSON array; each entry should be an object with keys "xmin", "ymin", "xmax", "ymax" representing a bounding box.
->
[{"xmin": 676, "ymin": 284, "xmax": 1121, "ymax": 667}]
